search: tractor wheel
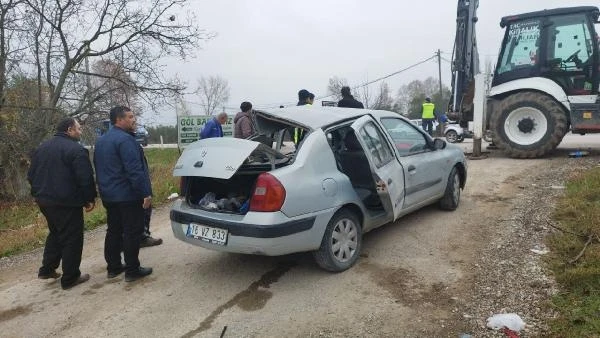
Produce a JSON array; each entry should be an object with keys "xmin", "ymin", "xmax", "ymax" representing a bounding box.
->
[{"xmin": 490, "ymin": 91, "xmax": 568, "ymax": 158}]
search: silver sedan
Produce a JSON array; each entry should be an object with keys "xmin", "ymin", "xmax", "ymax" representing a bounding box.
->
[{"xmin": 171, "ymin": 107, "xmax": 467, "ymax": 272}]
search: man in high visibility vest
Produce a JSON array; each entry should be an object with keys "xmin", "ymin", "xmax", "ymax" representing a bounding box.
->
[
  {"xmin": 421, "ymin": 97, "xmax": 436, "ymax": 136},
  {"xmin": 294, "ymin": 89, "xmax": 313, "ymax": 145}
]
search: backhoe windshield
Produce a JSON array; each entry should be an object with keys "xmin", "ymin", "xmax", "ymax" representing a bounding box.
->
[{"xmin": 497, "ymin": 19, "xmax": 541, "ymax": 74}]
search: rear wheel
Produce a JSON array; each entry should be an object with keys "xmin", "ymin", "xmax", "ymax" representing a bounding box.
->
[
  {"xmin": 490, "ymin": 91, "xmax": 568, "ymax": 158},
  {"xmin": 313, "ymin": 209, "xmax": 362, "ymax": 272},
  {"xmin": 445, "ymin": 130, "xmax": 459, "ymax": 143}
]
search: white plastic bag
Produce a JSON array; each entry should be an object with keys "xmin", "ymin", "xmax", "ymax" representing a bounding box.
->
[{"xmin": 486, "ymin": 313, "xmax": 525, "ymax": 332}]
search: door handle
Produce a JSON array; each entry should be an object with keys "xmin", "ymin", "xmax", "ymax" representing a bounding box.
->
[
  {"xmin": 387, "ymin": 178, "xmax": 393, "ymax": 185},
  {"xmin": 407, "ymin": 165, "xmax": 416, "ymax": 172}
]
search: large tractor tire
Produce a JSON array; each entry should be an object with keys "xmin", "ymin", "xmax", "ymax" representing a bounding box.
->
[{"xmin": 490, "ymin": 91, "xmax": 568, "ymax": 158}]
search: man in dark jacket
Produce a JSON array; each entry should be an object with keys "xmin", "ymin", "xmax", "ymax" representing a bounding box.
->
[
  {"xmin": 234, "ymin": 101, "xmax": 254, "ymax": 139},
  {"xmin": 94, "ymin": 106, "xmax": 153, "ymax": 282},
  {"xmin": 337, "ymin": 86, "xmax": 364, "ymax": 109},
  {"xmin": 28, "ymin": 118, "xmax": 96, "ymax": 290}
]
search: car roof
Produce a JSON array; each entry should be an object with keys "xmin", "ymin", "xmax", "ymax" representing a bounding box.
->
[{"xmin": 256, "ymin": 106, "xmax": 403, "ymax": 129}]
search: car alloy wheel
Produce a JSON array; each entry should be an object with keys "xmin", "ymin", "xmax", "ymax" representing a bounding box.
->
[
  {"xmin": 331, "ymin": 217, "xmax": 359, "ymax": 263},
  {"xmin": 313, "ymin": 209, "xmax": 362, "ymax": 272}
]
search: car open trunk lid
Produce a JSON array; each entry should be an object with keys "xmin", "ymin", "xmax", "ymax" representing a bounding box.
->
[{"xmin": 173, "ymin": 137, "xmax": 285, "ymax": 179}]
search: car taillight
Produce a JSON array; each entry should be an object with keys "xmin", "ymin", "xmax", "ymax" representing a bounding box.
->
[{"xmin": 249, "ymin": 173, "xmax": 286, "ymax": 212}]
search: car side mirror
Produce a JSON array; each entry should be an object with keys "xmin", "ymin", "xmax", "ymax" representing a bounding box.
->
[{"xmin": 433, "ymin": 138, "xmax": 446, "ymax": 150}]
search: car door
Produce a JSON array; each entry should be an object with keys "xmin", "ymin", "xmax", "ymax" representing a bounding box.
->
[
  {"xmin": 350, "ymin": 116, "xmax": 405, "ymax": 220},
  {"xmin": 379, "ymin": 117, "xmax": 447, "ymax": 208}
]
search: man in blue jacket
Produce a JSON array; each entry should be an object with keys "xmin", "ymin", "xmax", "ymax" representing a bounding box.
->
[
  {"xmin": 28, "ymin": 118, "xmax": 96, "ymax": 290},
  {"xmin": 94, "ymin": 106, "xmax": 153, "ymax": 282},
  {"xmin": 200, "ymin": 112, "xmax": 228, "ymax": 139}
]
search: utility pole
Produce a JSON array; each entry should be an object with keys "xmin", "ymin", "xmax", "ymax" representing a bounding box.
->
[{"xmin": 436, "ymin": 49, "xmax": 444, "ymax": 137}]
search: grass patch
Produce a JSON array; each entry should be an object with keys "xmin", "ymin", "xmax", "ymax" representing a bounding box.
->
[
  {"xmin": 546, "ymin": 167, "xmax": 600, "ymax": 337},
  {"xmin": 0, "ymin": 148, "xmax": 180, "ymax": 258}
]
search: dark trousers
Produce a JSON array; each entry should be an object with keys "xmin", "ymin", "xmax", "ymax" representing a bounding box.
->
[
  {"xmin": 103, "ymin": 200, "xmax": 144, "ymax": 274},
  {"xmin": 38, "ymin": 206, "xmax": 84, "ymax": 288},
  {"xmin": 143, "ymin": 206, "xmax": 152, "ymax": 238},
  {"xmin": 422, "ymin": 118, "xmax": 435, "ymax": 136}
]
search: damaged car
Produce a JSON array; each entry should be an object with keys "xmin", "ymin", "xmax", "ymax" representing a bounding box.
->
[{"xmin": 170, "ymin": 107, "xmax": 467, "ymax": 272}]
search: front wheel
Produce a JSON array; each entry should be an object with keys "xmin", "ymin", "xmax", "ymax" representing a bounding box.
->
[
  {"xmin": 313, "ymin": 209, "xmax": 362, "ymax": 272},
  {"xmin": 490, "ymin": 91, "xmax": 568, "ymax": 158},
  {"xmin": 439, "ymin": 167, "xmax": 461, "ymax": 211}
]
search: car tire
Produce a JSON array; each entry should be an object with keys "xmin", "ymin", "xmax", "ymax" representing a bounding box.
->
[
  {"xmin": 439, "ymin": 166, "xmax": 461, "ymax": 211},
  {"xmin": 313, "ymin": 209, "xmax": 362, "ymax": 272}
]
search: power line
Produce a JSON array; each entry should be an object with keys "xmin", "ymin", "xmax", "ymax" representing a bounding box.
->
[
  {"xmin": 180, "ymin": 52, "xmax": 441, "ymax": 111},
  {"xmin": 258, "ymin": 54, "xmax": 439, "ymax": 109}
]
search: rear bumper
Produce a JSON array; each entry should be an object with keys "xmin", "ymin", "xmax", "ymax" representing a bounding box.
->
[
  {"xmin": 170, "ymin": 201, "xmax": 336, "ymax": 256},
  {"xmin": 170, "ymin": 209, "xmax": 315, "ymax": 238}
]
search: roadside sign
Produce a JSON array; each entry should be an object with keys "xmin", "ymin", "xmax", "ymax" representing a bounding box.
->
[{"xmin": 177, "ymin": 115, "xmax": 234, "ymax": 148}]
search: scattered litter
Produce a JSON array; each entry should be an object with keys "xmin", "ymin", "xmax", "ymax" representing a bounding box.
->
[
  {"xmin": 198, "ymin": 192, "xmax": 248, "ymax": 213},
  {"xmin": 568, "ymin": 150, "xmax": 589, "ymax": 158},
  {"xmin": 530, "ymin": 248, "xmax": 549, "ymax": 255},
  {"xmin": 549, "ymin": 185, "xmax": 565, "ymax": 190},
  {"xmin": 167, "ymin": 192, "xmax": 179, "ymax": 200},
  {"xmin": 459, "ymin": 334, "xmax": 472, "ymax": 338},
  {"xmin": 486, "ymin": 313, "xmax": 525, "ymax": 332},
  {"xmin": 501, "ymin": 327, "xmax": 520, "ymax": 338}
]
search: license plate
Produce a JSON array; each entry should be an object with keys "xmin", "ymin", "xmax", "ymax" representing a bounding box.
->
[{"xmin": 186, "ymin": 223, "xmax": 228, "ymax": 246}]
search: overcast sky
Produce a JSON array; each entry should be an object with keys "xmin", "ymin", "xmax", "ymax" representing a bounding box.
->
[{"xmin": 146, "ymin": 0, "xmax": 600, "ymax": 125}]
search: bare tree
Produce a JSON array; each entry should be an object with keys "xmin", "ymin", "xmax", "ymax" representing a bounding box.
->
[
  {"xmin": 394, "ymin": 77, "xmax": 451, "ymax": 119},
  {"xmin": 195, "ymin": 75, "xmax": 230, "ymax": 115},
  {"xmin": 358, "ymin": 83, "xmax": 373, "ymax": 109},
  {"xmin": 371, "ymin": 82, "xmax": 394, "ymax": 111},
  {"xmin": 327, "ymin": 76, "xmax": 348, "ymax": 101},
  {"xmin": 20, "ymin": 0, "xmax": 212, "ymax": 116},
  {"xmin": 0, "ymin": 0, "xmax": 214, "ymax": 200}
]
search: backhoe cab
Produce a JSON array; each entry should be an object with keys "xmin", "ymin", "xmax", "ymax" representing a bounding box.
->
[{"xmin": 488, "ymin": 6, "xmax": 600, "ymax": 158}]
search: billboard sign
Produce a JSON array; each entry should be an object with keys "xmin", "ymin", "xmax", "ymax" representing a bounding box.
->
[{"xmin": 177, "ymin": 115, "xmax": 234, "ymax": 147}]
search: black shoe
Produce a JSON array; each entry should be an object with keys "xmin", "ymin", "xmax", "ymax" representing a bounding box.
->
[
  {"xmin": 38, "ymin": 270, "xmax": 61, "ymax": 279},
  {"xmin": 140, "ymin": 236, "xmax": 163, "ymax": 248},
  {"xmin": 62, "ymin": 273, "xmax": 90, "ymax": 290},
  {"xmin": 125, "ymin": 267, "xmax": 153, "ymax": 282},
  {"xmin": 107, "ymin": 265, "xmax": 125, "ymax": 279}
]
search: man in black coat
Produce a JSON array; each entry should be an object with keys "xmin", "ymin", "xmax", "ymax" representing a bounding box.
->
[
  {"xmin": 337, "ymin": 86, "xmax": 364, "ymax": 109},
  {"xmin": 28, "ymin": 118, "xmax": 96, "ymax": 290}
]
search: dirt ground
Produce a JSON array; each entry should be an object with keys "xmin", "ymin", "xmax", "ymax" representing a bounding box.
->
[{"xmin": 1, "ymin": 137, "xmax": 599, "ymax": 338}]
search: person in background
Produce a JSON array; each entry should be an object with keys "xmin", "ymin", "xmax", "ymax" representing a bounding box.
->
[
  {"xmin": 28, "ymin": 117, "xmax": 96, "ymax": 290},
  {"xmin": 337, "ymin": 86, "xmax": 364, "ymax": 108},
  {"xmin": 294, "ymin": 89, "xmax": 313, "ymax": 145},
  {"xmin": 421, "ymin": 97, "xmax": 436, "ymax": 136},
  {"xmin": 140, "ymin": 151, "xmax": 162, "ymax": 248},
  {"xmin": 94, "ymin": 106, "xmax": 153, "ymax": 282},
  {"xmin": 308, "ymin": 92, "xmax": 315, "ymax": 105},
  {"xmin": 297, "ymin": 89, "xmax": 312, "ymax": 106},
  {"xmin": 200, "ymin": 112, "xmax": 228, "ymax": 139},
  {"xmin": 234, "ymin": 102, "xmax": 255, "ymax": 139}
]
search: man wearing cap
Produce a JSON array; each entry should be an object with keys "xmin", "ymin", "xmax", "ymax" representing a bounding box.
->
[{"xmin": 421, "ymin": 97, "xmax": 436, "ymax": 136}]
